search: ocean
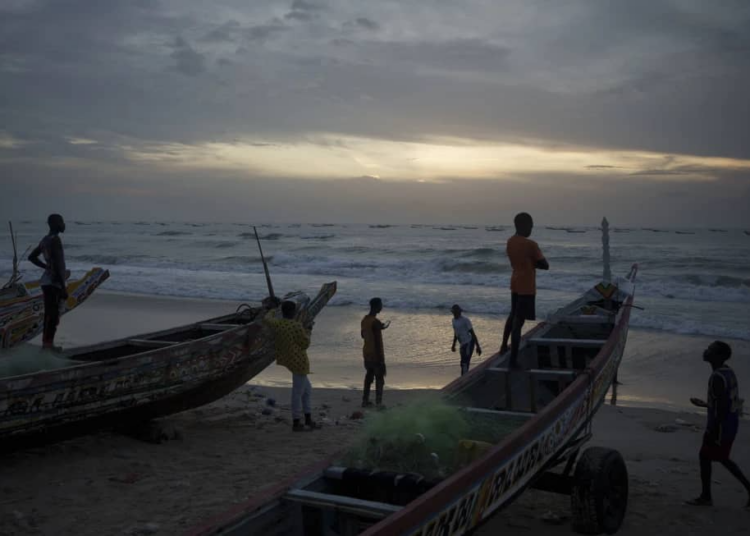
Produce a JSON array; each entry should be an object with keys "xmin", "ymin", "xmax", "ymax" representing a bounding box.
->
[{"xmin": 2, "ymin": 220, "xmax": 749, "ymax": 342}]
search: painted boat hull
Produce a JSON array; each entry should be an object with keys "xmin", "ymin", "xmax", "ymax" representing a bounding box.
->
[
  {"xmin": 0, "ymin": 281, "xmax": 336, "ymax": 451},
  {"xmin": 188, "ymin": 271, "xmax": 636, "ymax": 536},
  {"xmin": 0, "ymin": 267, "xmax": 110, "ymax": 349}
]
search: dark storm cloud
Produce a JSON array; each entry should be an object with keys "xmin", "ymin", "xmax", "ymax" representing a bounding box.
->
[
  {"xmin": 170, "ymin": 37, "xmax": 206, "ymax": 76},
  {"xmin": 1, "ymin": 0, "xmax": 750, "ymax": 226},
  {"xmin": 2, "ymin": 0, "xmax": 749, "ymax": 158}
]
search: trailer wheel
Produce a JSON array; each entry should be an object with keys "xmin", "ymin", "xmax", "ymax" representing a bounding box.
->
[{"xmin": 571, "ymin": 447, "xmax": 628, "ymax": 534}]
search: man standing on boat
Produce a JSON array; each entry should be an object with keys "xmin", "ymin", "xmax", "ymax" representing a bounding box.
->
[
  {"xmin": 687, "ymin": 341, "xmax": 750, "ymax": 508},
  {"xmin": 361, "ymin": 297, "xmax": 389, "ymax": 408},
  {"xmin": 264, "ymin": 300, "xmax": 319, "ymax": 432},
  {"xmin": 450, "ymin": 304, "xmax": 482, "ymax": 376},
  {"xmin": 28, "ymin": 214, "xmax": 68, "ymax": 350},
  {"xmin": 500, "ymin": 213, "xmax": 549, "ymax": 368}
]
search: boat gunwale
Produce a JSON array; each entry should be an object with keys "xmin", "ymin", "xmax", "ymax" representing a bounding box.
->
[{"xmin": 0, "ymin": 314, "xmax": 258, "ymax": 385}]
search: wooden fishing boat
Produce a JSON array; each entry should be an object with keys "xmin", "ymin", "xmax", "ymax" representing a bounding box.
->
[
  {"xmin": 0, "ymin": 282, "xmax": 336, "ymax": 450},
  {"xmin": 189, "ymin": 267, "xmax": 637, "ymax": 536},
  {"xmin": 0, "ymin": 267, "xmax": 110, "ymax": 349}
]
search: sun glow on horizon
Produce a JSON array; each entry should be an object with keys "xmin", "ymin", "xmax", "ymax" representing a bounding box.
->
[{"xmin": 116, "ymin": 134, "xmax": 750, "ymax": 183}]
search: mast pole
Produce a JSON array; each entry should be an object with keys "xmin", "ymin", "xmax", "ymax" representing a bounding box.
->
[
  {"xmin": 602, "ymin": 217, "xmax": 611, "ymax": 283},
  {"xmin": 253, "ymin": 226, "xmax": 275, "ymax": 300}
]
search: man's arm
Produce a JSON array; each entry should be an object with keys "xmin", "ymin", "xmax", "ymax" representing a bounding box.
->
[
  {"xmin": 373, "ymin": 321, "xmax": 384, "ymax": 362},
  {"xmin": 451, "ymin": 334, "xmax": 457, "ymax": 352},
  {"xmin": 532, "ymin": 243, "xmax": 549, "ymax": 270},
  {"xmin": 50, "ymin": 237, "xmax": 67, "ymax": 289},
  {"xmin": 470, "ymin": 329, "xmax": 482, "ymax": 355},
  {"xmin": 298, "ymin": 324, "xmax": 311, "ymax": 350},
  {"xmin": 710, "ymin": 375, "xmax": 729, "ymax": 422},
  {"xmin": 27, "ymin": 244, "xmax": 47, "ymax": 270}
]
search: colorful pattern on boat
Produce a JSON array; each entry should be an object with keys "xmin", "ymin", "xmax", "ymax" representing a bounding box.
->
[{"xmin": 0, "ymin": 268, "xmax": 110, "ymax": 349}]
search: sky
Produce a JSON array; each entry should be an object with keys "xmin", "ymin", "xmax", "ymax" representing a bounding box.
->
[{"xmin": 1, "ymin": 0, "xmax": 749, "ymax": 226}]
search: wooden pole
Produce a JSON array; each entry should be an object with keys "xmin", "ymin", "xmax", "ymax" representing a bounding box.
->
[
  {"xmin": 601, "ymin": 217, "xmax": 611, "ymax": 283},
  {"xmin": 253, "ymin": 226, "xmax": 275, "ymax": 300}
]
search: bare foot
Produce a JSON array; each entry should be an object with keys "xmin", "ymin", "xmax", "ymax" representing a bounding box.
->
[{"xmin": 685, "ymin": 496, "xmax": 713, "ymax": 507}]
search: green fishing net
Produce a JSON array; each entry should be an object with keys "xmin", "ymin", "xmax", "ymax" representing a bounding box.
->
[{"xmin": 342, "ymin": 396, "xmax": 525, "ymax": 480}]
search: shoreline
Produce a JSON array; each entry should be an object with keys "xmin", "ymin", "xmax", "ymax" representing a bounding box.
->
[{"xmin": 42, "ymin": 290, "xmax": 750, "ymax": 413}]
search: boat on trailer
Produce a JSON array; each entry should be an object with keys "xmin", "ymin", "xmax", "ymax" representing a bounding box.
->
[
  {"xmin": 189, "ymin": 266, "xmax": 637, "ymax": 536},
  {"xmin": 1, "ymin": 267, "xmax": 110, "ymax": 349},
  {"xmin": 0, "ymin": 282, "xmax": 336, "ymax": 451}
]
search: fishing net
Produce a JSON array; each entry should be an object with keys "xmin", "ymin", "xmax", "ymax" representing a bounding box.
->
[
  {"xmin": 0, "ymin": 345, "xmax": 84, "ymax": 379},
  {"xmin": 341, "ymin": 396, "xmax": 525, "ymax": 480}
]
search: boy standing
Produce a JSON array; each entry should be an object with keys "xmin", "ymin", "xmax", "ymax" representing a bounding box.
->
[
  {"xmin": 687, "ymin": 341, "xmax": 750, "ymax": 508},
  {"xmin": 28, "ymin": 214, "xmax": 68, "ymax": 350},
  {"xmin": 500, "ymin": 212, "xmax": 549, "ymax": 368},
  {"xmin": 450, "ymin": 304, "xmax": 482, "ymax": 376},
  {"xmin": 264, "ymin": 301, "xmax": 318, "ymax": 431},
  {"xmin": 361, "ymin": 297, "xmax": 390, "ymax": 408}
]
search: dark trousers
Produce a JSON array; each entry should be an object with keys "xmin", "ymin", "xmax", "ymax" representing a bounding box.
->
[
  {"xmin": 459, "ymin": 341, "xmax": 475, "ymax": 376},
  {"xmin": 42, "ymin": 285, "xmax": 62, "ymax": 347},
  {"xmin": 363, "ymin": 362, "xmax": 386, "ymax": 404}
]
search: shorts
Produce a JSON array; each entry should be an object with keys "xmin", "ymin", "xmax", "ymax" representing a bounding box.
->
[
  {"xmin": 364, "ymin": 361, "xmax": 386, "ymax": 378},
  {"xmin": 511, "ymin": 293, "xmax": 536, "ymax": 321},
  {"xmin": 700, "ymin": 432, "xmax": 734, "ymax": 461}
]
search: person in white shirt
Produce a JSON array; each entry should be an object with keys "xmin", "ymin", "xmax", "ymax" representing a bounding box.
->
[{"xmin": 450, "ymin": 304, "xmax": 482, "ymax": 376}]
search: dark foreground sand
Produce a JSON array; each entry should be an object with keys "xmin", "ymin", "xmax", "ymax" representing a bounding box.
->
[{"xmin": 1, "ymin": 384, "xmax": 749, "ymax": 536}]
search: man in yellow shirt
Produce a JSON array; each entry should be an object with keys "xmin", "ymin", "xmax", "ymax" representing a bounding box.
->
[
  {"xmin": 361, "ymin": 297, "xmax": 390, "ymax": 408},
  {"xmin": 265, "ymin": 301, "xmax": 317, "ymax": 431}
]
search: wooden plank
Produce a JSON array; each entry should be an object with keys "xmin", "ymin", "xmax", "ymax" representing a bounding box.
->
[
  {"xmin": 487, "ymin": 368, "xmax": 577, "ymax": 378},
  {"xmin": 551, "ymin": 316, "xmax": 614, "ymax": 325},
  {"xmin": 127, "ymin": 339, "xmax": 178, "ymax": 348},
  {"xmin": 528, "ymin": 337, "xmax": 607, "ymax": 347},
  {"xmin": 463, "ymin": 407, "xmax": 535, "ymax": 419},
  {"xmin": 200, "ymin": 323, "xmax": 243, "ymax": 331},
  {"xmin": 284, "ymin": 489, "xmax": 401, "ymax": 519},
  {"xmin": 504, "ymin": 372, "xmax": 513, "ymax": 411}
]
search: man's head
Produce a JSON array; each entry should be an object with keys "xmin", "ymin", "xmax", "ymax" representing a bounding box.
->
[
  {"xmin": 703, "ymin": 340, "xmax": 732, "ymax": 366},
  {"xmin": 369, "ymin": 297, "xmax": 383, "ymax": 314},
  {"xmin": 47, "ymin": 214, "xmax": 65, "ymax": 234},
  {"xmin": 514, "ymin": 212, "xmax": 533, "ymax": 237},
  {"xmin": 281, "ymin": 300, "xmax": 297, "ymax": 319},
  {"xmin": 451, "ymin": 304, "xmax": 462, "ymax": 318}
]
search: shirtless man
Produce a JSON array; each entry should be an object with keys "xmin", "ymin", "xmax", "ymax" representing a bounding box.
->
[{"xmin": 28, "ymin": 214, "xmax": 68, "ymax": 350}]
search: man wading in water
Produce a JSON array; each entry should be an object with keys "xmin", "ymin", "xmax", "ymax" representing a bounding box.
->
[{"xmin": 28, "ymin": 214, "xmax": 68, "ymax": 350}]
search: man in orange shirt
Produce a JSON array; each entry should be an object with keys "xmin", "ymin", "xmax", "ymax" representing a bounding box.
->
[{"xmin": 500, "ymin": 213, "xmax": 549, "ymax": 368}]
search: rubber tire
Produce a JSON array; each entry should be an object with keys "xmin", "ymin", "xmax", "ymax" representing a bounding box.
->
[{"xmin": 571, "ymin": 447, "xmax": 629, "ymax": 535}]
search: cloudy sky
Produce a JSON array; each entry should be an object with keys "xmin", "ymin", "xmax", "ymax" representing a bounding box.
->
[{"xmin": 1, "ymin": 0, "xmax": 749, "ymax": 225}]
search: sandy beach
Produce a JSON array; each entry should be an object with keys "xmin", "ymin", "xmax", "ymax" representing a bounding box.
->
[{"xmin": 1, "ymin": 292, "xmax": 748, "ymax": 535}]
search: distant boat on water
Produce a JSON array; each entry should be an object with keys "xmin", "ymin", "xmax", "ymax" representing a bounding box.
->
[
  {"xmin": 437, "ymin": 227, "xmax": 457, "ymax": 231},
  {"xmin": 709, "ymin": 229, "xmax": 727, "ymax": 233},
  {"xmin": 565, "ymin": 229, "xmax": 587, "ymax": 234},
  {"xmin": 485, "ymin": 226, "xmax": 505, "ymax": 232},
  {"xmin": 745, "ymin": 231, "xmax": 750, "ymax": 236},
  {"xmin": 675, "ymin": 231, "xmax": 696, "ymax": 235}
]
